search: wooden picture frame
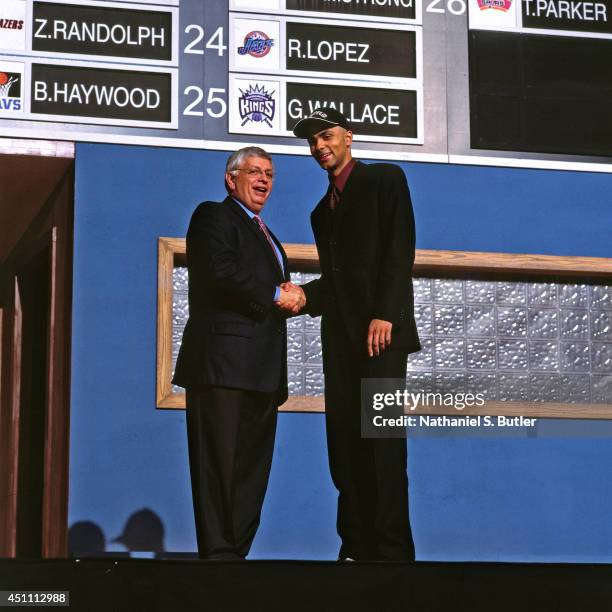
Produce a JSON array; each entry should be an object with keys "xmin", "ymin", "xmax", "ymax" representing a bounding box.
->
[{"xmin": 157, "ymin": 237, "xmax": 612, "ymax": 419}]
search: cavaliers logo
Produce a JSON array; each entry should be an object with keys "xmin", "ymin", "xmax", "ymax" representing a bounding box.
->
[
  {"xmin": 477, "ymin": 0, "xmax": 512, "ymax": 10},
  {"xmin": 237, "ymin": 31, "xmax": 274, "ymax": 58},
  {"xmin": 0, "ymin": 70, "xmax": 21, "ymax": 111}
]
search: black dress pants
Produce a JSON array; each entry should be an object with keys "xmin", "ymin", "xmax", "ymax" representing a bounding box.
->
[
  {"xmin": 185, "ymin": 386, "xmax": 277, "ymax": 559},
  {"xmin": 322, "ymin": 309, "xmax": 415, "ymax": 561}
]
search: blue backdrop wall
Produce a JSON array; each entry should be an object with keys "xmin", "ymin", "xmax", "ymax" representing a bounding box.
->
[{"xmin": 70, "ymin": 142, "xmax": 612, "ymax": 560}]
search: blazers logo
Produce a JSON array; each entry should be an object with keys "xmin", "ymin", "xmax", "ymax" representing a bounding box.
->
[
  {"xmin": 0, "ymin": 18, "xmax": 24, "ymax": 30},
  {"xmin": 0, "ymin": 0, "xmax": 26, "ymax": 50},
  {"xmin": 238, "ymin": 84, "xmax": 275, "ymax": 127},
  {"xmin": 237, "ymin": 31, "xmax": 274, "ymax": 58},
  {"xmin": 477, "ymin": 0, "xmax": 512, "ymax": 10},
  {"xmin": 0, "ymin": 70, "xmax": 21, "ymax": 111}
]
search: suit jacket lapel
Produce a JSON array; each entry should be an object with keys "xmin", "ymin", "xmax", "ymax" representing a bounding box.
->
[
  {"xmin": 333, "ymin": 160, "xmax": 364, "ymax": 231},
  {"xmin": 268, "ymin": 227, "xmax": 290, "ymax": 282},
  {"xmin": 224, "ymin": 197, "xmax": 285, "ymax": 282},
  {"xmin": 311, "ymin": 192, "xmax": 329, "ymax": 241}
]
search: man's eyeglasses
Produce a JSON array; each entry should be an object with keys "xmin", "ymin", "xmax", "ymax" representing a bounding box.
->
[{"xmin": 236, "ymin": 167, "xmax": 274, "ymax": 180}]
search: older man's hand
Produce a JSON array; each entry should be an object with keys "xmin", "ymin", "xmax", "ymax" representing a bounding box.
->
[{"xmin": 276, "ymin": 282, "xmax": 306, "ymax": 315}]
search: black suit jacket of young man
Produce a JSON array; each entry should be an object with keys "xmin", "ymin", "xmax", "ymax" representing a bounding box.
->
[
  {"xmin": 302, "ymin": 161, "xmax": 420, "ymax": 355},
  {"xmin": 173, "ymin": 196, "xmax": 289, "ymax": 404}
]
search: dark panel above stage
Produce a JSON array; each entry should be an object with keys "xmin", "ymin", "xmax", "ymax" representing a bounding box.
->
[{"xmin": 469, "ymin": 31, "xmax": 612, "ymax": 158}]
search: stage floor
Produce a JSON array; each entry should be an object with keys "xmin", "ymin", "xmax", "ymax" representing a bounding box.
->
[{"xmin": 1, "ymin": 558, "xmax": 611, "ymax": 611}]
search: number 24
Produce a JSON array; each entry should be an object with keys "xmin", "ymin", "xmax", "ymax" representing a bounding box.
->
[{"xmin": 184, "ymin": 25, "xmax": 227, "ymax": 56}]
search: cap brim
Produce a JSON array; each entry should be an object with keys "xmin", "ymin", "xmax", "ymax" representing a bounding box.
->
[{"xmin": 292, "ymin": 117, "xmax": 339, "ymax": 138}]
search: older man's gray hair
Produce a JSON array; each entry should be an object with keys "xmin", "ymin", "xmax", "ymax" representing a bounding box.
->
[{"xmin": 225, "ymin": 146, "xmax": 273, "ymax": 193}]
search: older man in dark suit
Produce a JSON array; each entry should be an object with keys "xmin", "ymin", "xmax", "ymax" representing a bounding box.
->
[
  {"xmin": 173, "ymin": 146, "xmax": 303, "ymax": 559},
  {"xmin": 289, "ymin": 109, "xmax": 421, "ymax": 561}
]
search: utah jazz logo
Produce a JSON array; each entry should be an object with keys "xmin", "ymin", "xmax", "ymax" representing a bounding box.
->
[{"xmin": 237, "ymin": 31, "xmax": 274, "ymax": 58}]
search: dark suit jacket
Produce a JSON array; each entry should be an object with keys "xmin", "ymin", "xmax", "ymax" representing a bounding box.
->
[
  {"xmin": 302, "ymin": 161, "xmax": 420, "ymax": 355},
  {"xmin": 172, "ymin": 196, "xmax": 289, "ymax": 404}
]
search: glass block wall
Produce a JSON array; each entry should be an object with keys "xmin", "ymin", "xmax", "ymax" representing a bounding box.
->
[{"xmin": 172, "ymin": 268, "xmax": 612, "ymax": 404}]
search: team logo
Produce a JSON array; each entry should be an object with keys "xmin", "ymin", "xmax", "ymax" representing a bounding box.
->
[
  {"xmin": 0, "ymin": 70, "xmax": 21, "ymax": 111},
  {"xmin": 237, "ymin": 31, "xmax": 274, "ymax": 58},
  {"xmin": 310, "ymin": 110, "xmax": 330, "ymax": 120},
  {"xmin": 0, "ymin": 0, "xmax": 26, "ymax": 50},
  {"xmin": 0, "ymin": 18, "xmax": 24, "ymax": 30},
  {"xmin": 477, "ymin": 0, "xmax": 512, "ymax": 11},
  {"xmin": 238, "ymin": 84, "xmax": 275, "ymax": 127}
]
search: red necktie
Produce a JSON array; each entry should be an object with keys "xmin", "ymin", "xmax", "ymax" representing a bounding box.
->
[
  {"xmin": 328, "ymin": 184, "xmax": 340, "ymax": 210},
  {"xmin": 253, "ymin": 215, "xmax": 283, "ymax": 272}
]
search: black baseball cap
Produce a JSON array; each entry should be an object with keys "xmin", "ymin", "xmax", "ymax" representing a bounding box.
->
[{"xmin": 292, "ymin": 108, "xmax": 352, "ymax": 138}]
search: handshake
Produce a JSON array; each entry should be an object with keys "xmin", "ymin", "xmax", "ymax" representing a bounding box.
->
[{"xmin": 275, "ymin": 282, "xmax": 306, "ymax": 315}]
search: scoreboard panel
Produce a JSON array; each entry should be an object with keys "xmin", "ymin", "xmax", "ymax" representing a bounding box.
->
[
  {"xmin": 0, "ymin": 0, "xmax": 610, "ymax": 171},
  {"xmin": 31, "ymin": 1, "xmax": 175, "ymax": 61},
  {"xmin": 469, "ymin": 31, "xmax": 612, "ymax": 157}
]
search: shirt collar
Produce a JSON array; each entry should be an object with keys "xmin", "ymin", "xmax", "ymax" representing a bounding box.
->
[
  {"xmin": 329, "ymin": 159, "xmax": 356, "ymax": 193},
  {"xmin": 232, "ymin": 197, "xmax": 257, "ymax": 220}
]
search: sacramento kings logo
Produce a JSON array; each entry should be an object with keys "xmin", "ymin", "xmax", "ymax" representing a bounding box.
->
[
  {"xmin": 237, "ymin": 31, "xmax": 274, "ymax": 58},
  {"xmin": 239, "ymin": 84, "xmax": 275, "ymax": 128}
]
